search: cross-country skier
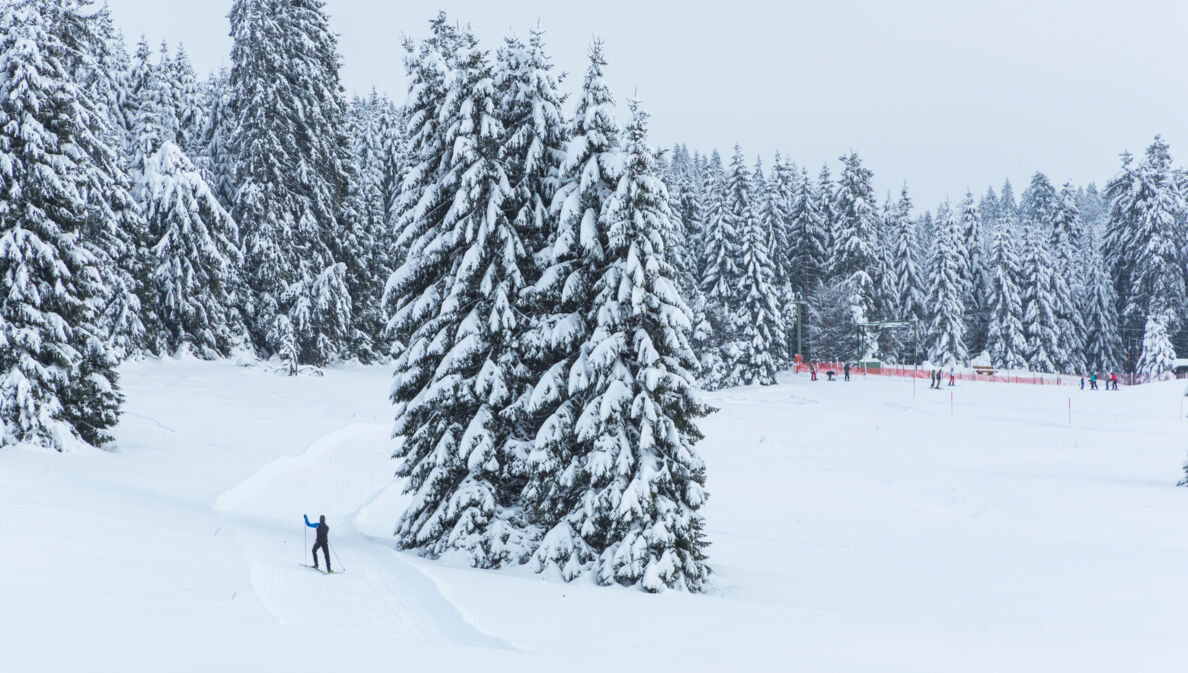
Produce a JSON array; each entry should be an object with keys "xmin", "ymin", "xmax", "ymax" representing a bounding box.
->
[{"xmin": 304, "ymin": 514, "xmax": 331, "ymax": 572}]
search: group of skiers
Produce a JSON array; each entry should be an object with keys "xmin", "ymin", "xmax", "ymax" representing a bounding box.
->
[
  {"xmin": 1080, "ymin": 373, "xmax": 1120, "ymax": 390},
  {"xmin": 929, "ymin": 368, "xmax": 956, "ymax": 389},
  {"xmin": 809, "ymin": 363, "xmax": 851, "ymax": 382}
]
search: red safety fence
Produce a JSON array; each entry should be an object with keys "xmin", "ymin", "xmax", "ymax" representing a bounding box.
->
[{"xmin": 795, "ymin": 362, "xmax": 1131, "ymax": 387}]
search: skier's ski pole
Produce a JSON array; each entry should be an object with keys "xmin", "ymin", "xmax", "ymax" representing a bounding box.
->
[{"xmin": 330, "ymin": 542, "xmax": 346, "ymax": 572}]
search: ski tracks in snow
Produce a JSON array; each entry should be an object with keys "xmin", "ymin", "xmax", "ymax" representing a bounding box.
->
[{"xmin": 215, "ymin": 423, "xmax": 510, "ymax": 649}]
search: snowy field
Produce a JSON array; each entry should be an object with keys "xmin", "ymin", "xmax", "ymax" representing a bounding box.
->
[{"xmin": 3, "ymin": 360, "xmax": 1187, "ymax": 672}]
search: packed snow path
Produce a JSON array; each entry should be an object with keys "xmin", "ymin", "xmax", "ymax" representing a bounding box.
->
[
  {"xmin": 215, "ymin": 424, "xmax": 507, "ymax": 647},
  {"xmin": 3, "ymin": 360, "xmax": 1187, "ymax": 672}
]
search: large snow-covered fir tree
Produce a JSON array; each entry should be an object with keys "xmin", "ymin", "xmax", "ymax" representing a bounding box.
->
[
  {"xmin": 132, "ymin": 141, "xmax": 246, "ymax": 358},
  {"xmin": 734, "ymin": 154, "xmax": 783, "ymax": 384},
  {"xmin": 985, "ymin": 224, "xmax": 1028, "ymax": 370},
  {"xmin": 830, "ymin": 152, "xmax": 880, "ymax": 328},
  {"xmin": 959, "ymin": 191, "xmax": 989, "ymax": 357},
  {"xmin": 1136, "ymin": 312, "xmax": 1175, "ymax": 382},
  {"xmin": 526, "ymin": 39, "xmax": 626, "ymax": 577},
  {"xmin": 1048, "ymin": 183, "xmax": 1087, "ymax": 374},
  {"xmin": 1081, "ymin": 232, "xmax": 1123, "ymax": 374},
  {"xmin": 697, "ymin": 149, "xmax": 742, "ymax": 388},
  {"xmin": 388, "ymin": 23, "xmax": 538, "ymax": 567},
  {"xmin": 924, "ymin": 203, "xmax": 968, "ymax": 367},
  {"xmin": 228, "ymin": 0, "xmax": 354, "ymax": 364},
  {"xmin": 45, "ymin": 0, "xmax": 148, "ymax": 361},
  {"xmin": 535, "ymin": 99, "xmax": 711, "ymax": 592},
  {"xmin": 1104, "ymin": 137, "xmax": 1186, "ymax": 372},
  {"xmin": 494, "ymin": 28, "xmax": 567, "ymax": 290},
  {"xmin": 0, "ymin": 0, "xmax": 123, "ymax": 450},
  {"xmin": 341, "ymin": 92, "xmax": 398, "ymax": 362},
  {"xmin": 789, "ymin": 165, "xmax": 829, "ymax": 300},
  {"xmin": 1021, "ymin": 223, "xmax": 1061, "ymax": 373},
  {"xmin": 887, "ymin": 186, "xmax": 924, "ymax": 362},
  {"xmin": 763, "ymin": 154, "xmax": 799, "ymax": 364}
]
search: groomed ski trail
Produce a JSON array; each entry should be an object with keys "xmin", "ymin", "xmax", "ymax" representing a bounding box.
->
[{"xmin": 215, "ymin": 423, "xmax": 510, "ymax": 648}]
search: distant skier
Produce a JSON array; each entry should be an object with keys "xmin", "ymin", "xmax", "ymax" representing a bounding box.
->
[
  {"xmin": 929, "ymin": 370, "xmax": 936, "ymax": 389},
  {"xmin": 948, "ymin": 368, "xmax": 956, "ymax": 387},
  {"xmin": 1090, "ymin": 373, "xmax": 1098, "ymax": 390},
  {"xmin": 304, "ymin": 514, "xmax": 331, "ymax": 572},
  {"xmin": 810, "ymin": 364, "xmax": 818, "ymax": 381},
  {"xmin": 843, "ymin": 363, "xmax": 851, "ymax": 382},
  {"xmin": 1110, "ymin": 372, "xmax": 1119, "ymax": 390},
  {"xmin": 1079, "ymin": 375, "xmax": 1085, "ymax": 390}
]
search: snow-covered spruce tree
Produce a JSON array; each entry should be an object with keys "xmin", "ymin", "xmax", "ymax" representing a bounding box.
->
[
  {"xmin": 830, "ymin": 152, "xmax": 880, "ymax": 333},
  {"xmin": 384, "ymin": 15, "xmax": 459, "ymax": 364},
  {"xmin": 148, "ymin": 41, "xmax": 181, "ymax": 148},
  {"xmin": 699, "ymin": 156, "xmax": 740, "ymax": 309},
  {"xmin": 525, "ymin": 40, "xmax": 627, "ymax": 576},
  {"xmin": 133, "ymin": 141, "xmax": 246, "ymax": 358},
  {"xmin": 124, "ymin": 36, "xmax": 155, "ymax": 150},
  {"xmin": 389, "ymin": 25, "xmax": 537, "ymax": 567},
  {"xmin": 697, "ymin": 150, "xmax": 741, "ymax": 388},
  {"xmin": 494, "ymin": 28, "xmax": 566, "ymax": 287},
  {"xmin": 925, "ymin": 202, "xmax": 968, "ymax": 367},
  {"xmin": 169, "ymin": 44, "xmax": 205, "ymax": 156},
  {"xmin": 1110, "ymin": 137, "xmax": 1188, "ymax": 368},
  {"xmin": 1021, "ymin": 223, "xmax": 1060, "ymax": 373},
  {"xmin": 1078, "ymin": 182, "xmax": 1107, "ymax": 236},
  {"xmin": 816, "ymin": 164, "xmax": 836, "ymax": 264},
  {"xmin": 43, "ymin": 0, "xmax": 148, "ymax": 361},
  {"xmin": 1020, "ymin": 171, "xmax": 1057, "ymax": 229},
  {"xmin": 267, "ymin": 315, "xmax": 299, "ymax": 376},
  {"xmin": 287, "ymin": 261, "xmax": 352, "ymax": 366},
  {"xmin": 340, "ymin": 92, "xmax": 394, "ymax": 362},
  {"xmin": 735, "ymin": 154, "xmax": 783, "ymax": 384},
  {"xmin": 197, "ymin": 68, "xmax": 235, "ymax": 211},
  {"xmin": 766, "ymin": 154, "xmax": 800, "ymax": 364},
  {"xmin": 229, "ymin": 0, "xmax": 354, "ymax": 363},
  {"xmin": 1103, "ymin": 151, "xmax": 1142, "ymax": 337},
  {"xmin": 888, "ymin": 186, "xmax": 924, "ymax": 362},
  {"xmin": 1136, "ymin": 312, "xmax": 1175, "ymax": 382},
  {"xmin": 539, "ymin": 99, "xmax": 711, "ymax": 592},
  {"xmin": 998, "ymin": 179, "xmax": 1019, "ymax": 226},
  {"xmin": 665, "ymin": 147, "xmax": 701, "ymax": 304},
  {"xmin": 53, "ymin": 1, "xmax": 129, "ymax": 154},
  {"xmin": 678, "ymin": 153, "xmax": 726, "ymax": 387},
  {"xmin": 985, "ymin": 225, "xmax": 1028, "ymax": 370},
  {"xmin": 665, "ymin": 145, "xmax": 703, "ymax": 302},
  {"xmin": 1081, "ymin": 232, "xmax": 1123, "ymax": 374},
  {"xmin": 0, "ymin": 0, "xmax": 122, "ymax": 449},
  {"xmin": 228, "ymin": 0, "xmax": 294, "ymax": 345},
  {"xmin": 959, "ymin": 190, "xmax": 989, "ymax": 357},
  {"xmin": 889, "ymin": 187, "xmax": 923, "ymax": 317},
  {"xmin": 874, "ymin": 193, "xmax": 900, "ymax": 320},
  {"xmin": 808, "ymin": 278, "xmax": 860, "ymax": 363},
  {"xmin": 978, "ymin": 186, "xmax": 1000, "ymax": 233},
  {"xmin": 1048, "ymin": 183, "xmax": 1087, "ymax": 373},
  {"xmin": 789, "ymin": 165, "xmax": 829, "ymax": 299}
]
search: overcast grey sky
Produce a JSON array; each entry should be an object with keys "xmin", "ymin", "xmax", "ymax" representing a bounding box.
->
[{"xmin": 103, "ymin": 0, "xmax": 1188, "ymax": 209}]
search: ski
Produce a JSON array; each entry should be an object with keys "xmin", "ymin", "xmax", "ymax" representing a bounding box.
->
[{"xmin": 300, "ymin": 564, "xmax": 343, "ymax": 574}]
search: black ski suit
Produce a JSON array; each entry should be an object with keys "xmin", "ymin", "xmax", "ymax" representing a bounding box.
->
[{"xmin": 305, "ymin": 515, "xmax": 330, "ymax": 570}]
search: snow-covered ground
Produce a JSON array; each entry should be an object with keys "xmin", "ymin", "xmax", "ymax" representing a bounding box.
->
[{"xmin": 4, "ymin": 360, "xmax": 1186, "ymax": 672}]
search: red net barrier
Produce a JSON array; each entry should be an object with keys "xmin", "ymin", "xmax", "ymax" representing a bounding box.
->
[{"xmin": 794, "ymin": 362, "xmax": 1120, "ymax": 387}]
